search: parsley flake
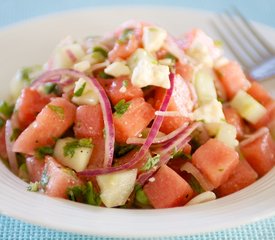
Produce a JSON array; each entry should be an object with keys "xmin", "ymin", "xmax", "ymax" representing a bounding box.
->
[
  {"xmin": 27, "ymin": 182, "xmax": 40, "ymax": 192},
  {"xmin": 48, "ymin": 104, "xmax": 64, "ymax": 119},
  {"xmin": 63, "ymin": 138, "xmax": 93, "ymax": 158},
  {"xmin": 141, "ymin": 154, "xmax": 160, "ymax": 171},
  {"xmin": 118, "ymin": 28, "xmax": 134, "ymax": 44},
  {"xmin": 93, "ymin": 46, "xmax": 108, "ymax": 58},
  {"xmin": 85, "ymin": 182, "xmax": 101, "ymax": 206},
  {"xmin": 114, "ymin": 99, "xmax": 130, "ymax": 117},
  {"xmin": 98, "ymin": 71, "xmax": 113, "ymax": 79},
  {"xmin": 35, "ymin": 146, "xmax": 54, "ymax": 159},
  {"xmin": 0, "ymin": 101, "xmax": 14, "ymax": 118},
  {"xmin": 74, "ymin": 82, "xmax": 86, "ymax": 97},
  {"xmin": 44, "ymin": 83, "xmax": 60, "ymax": 95},
  {"xmin": 122, "ymin": 80, "xmax": 129, "ymax": 87},
  {"xmin": 67, "ymin": 181, "xmax": 101, "ymax": 206},
  {"xmin": 0, "ymin": 117, "xmax": 5, "ymax": 129},
  {"xmin": 164, "ymin": 53, "xmax": 177, "ymax": 61},
  {"xmin": 188, "ymin": 175, "xmax": 204, "ymax": 194},
  {"xmin": 135, "ymin": 185, "xmax": 150, "ymax": 205},
  {"xmin": 10, "ymin": 128, "xmax": 20, "ymax": 142}
]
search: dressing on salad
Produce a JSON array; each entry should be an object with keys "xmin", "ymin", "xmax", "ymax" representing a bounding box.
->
[{"xmin": 0, "ymin": 20, "xmax": 274, "ymax": 209}]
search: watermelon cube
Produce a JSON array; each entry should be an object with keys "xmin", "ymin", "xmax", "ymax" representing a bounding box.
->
[
  {"xmin": 113, "ymin": 97, "xmax": 155, "ymax": 143},
  {"xmin": 192, "ymin": 138, "xmax": 239, "ymax": 188},
  {"xmin": 240, "ymin": 128, "xmax": 275, "ymax": 176},
  {"xmin": 143, "ymin": 165, "xmax": 193, "ymax": 208},
  {"xmin": 216, "ymin": 159, "xmax": 258, "ymax": 197}
]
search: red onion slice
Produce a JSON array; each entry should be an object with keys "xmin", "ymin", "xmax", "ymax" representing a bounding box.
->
[
  {"xmin": 180, "ymin": 162, "xmax": 214, "ymax": 191},
  {"xmin": 31, "ymin": 69, "xmax": 115, "ymax": 168},
  {"xmin": 5, "ymin": 120, "xmax": 18, "ymax": 175},
  {"xmin": 240, "ymin": 127, "xmax": 269, "ymax": 147},
  {"xmin": 126, "ymin": 122, "xmax": 189, "ymax": 145},
  {"xmin": 136, "ymin": 122, "xmax": 201, "ymax": 185},
  {"xmin": 137, "ymin": 136, "xmax": 192, "ymax": 186},
  {"xmin": 78, "ymin": 73, "xmax": 175, "ymax": 177}
]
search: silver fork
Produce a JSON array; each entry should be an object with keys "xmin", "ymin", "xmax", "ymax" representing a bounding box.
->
[{"xmin": 211, "ymin": 7, "xmax": 275, "ymax": 81}]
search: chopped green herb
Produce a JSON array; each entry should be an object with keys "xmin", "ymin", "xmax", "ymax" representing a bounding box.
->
[
  {"xmin": 48, "ymin": 104, "xmax": 64, "ymax": 119},
  {"xmin": 44, "ymin": 83, "xmax": 60, "ymax": 95},
  {"xmin": 141, "ymin": 154, "xmax": 160, "ymax": 171},
  {"xmin": 135, "ymin": 186, "xmax": 150, "ymax": 205},
  {"xmin": 27, "ymin": 182, "xmax": 40, "ymax": 192},
  {"xmin": 117, "ymin": 28, "xmax": 134, "ymax": 44},
  {"xmin": 16, "ymin": 153, "xmax": 26, "ymax": 166},
  {"xmin": 67, "ymin": 182, "xmax": 101, "ymax": 206},
  {"xmin": 63, "ymin": 138, "xmax": 93, "ymax": 158},
  {"xmin": 98, "ymin": 71, "xmax": 113, "ymax": 79},
  {"xmin": 10, "ymin": 128, "xmax": 20, "ymax": 142},
  {"xmin": 114, "ymin": 143, "xmax": 136, "ymax": 158},
  {"xmin": 0, "ymin": 101, "xmax": 14, "ymax": 118},
  {"xmin": 122, "ymin": 80, "xmax": 129, "ymax": 87},
  {"xmin": 74, "ymin": 82, "xmax": 86, "ymax": 97},
  {"xmin": 217, "ymin": 97, "xmax": 225, "ymax": 104},
  {"xmin": 164, "ymin": 53, "xmax": 177, "ymax": 61},
  {"xmin": 18, "ymin": 163, "xmax": 29, "ymax": 182},
  {"xmin": 93, "ymin": 46, "xmax": 108, "ymax": 58},
  {"xmin": 85, "ymin": 182, "xmax": 101, "ymax": 206},
  {"xmin": 188, "ymin": 175, "xmax": 204, "ymax": 194},
  {"xmin": 172, "ymin": 148, "xmax": 191, "ymax": 160},
  {"xmin": 67, "ymin": 185, "xmax": 85, "ymax": 202},
  {"xmin": 40, "ymin": 167, "xmax": 49, "ymax": 188},
  {"xmin": 0, "ymin": 117, "xmax": 5, "ymax": 128},
  {"xmin": 114, "ymin": 99, "xmax": 130, "ymax": 117},
  {"xmin": 19, "ymin": 65, "xmax": 42, "ymax": 84},
  {"xmin": 35, "ymin": 146, "xmax": 54, "ymax": 159}
]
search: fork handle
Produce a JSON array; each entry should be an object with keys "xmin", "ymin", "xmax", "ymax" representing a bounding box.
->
[{"xmin": 249, "ymin": 57, "xmax": 275, "ymax": 81}]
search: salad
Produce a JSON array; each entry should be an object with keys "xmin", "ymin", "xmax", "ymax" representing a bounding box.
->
[{"xmin": 0, "ymin": 20, "xmax": 274, "ymax": 209}]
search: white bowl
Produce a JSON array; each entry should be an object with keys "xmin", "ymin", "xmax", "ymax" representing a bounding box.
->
[{"xmin": 0, "ymin": 6, "xmax": 274, "ymax": 238}]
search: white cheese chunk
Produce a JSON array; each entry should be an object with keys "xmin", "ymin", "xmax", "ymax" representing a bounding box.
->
[
  {"xmin": 104, "ymin": 61, "xmax": 130, "ymax": 77},
  {"xmin": 216, "ymin": 122, "xmax": 239, "ymax": 148},
  {"xmin": 131, "ymin": 58, "xmax": 170, "ymax": 89},
  {"xmin": 192, "ymin": 99, "xmax": 225, "ymax": 123},
  {"xmin": 73, "ymin": 60, "xmax": 91, "ymax": 72},
  {"xmin": 142, "ymin": 26, "xmax": 167, "ymax": 52},
  {"xmin": 127, "ymin": 48, "xmax": 154, "ymax": 70}
]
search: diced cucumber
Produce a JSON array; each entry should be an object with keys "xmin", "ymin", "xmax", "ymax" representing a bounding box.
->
[
  {"xmin": 53, "ymin": 137, "xmax": 93, "ymax": 172},
  {"xmin": 194, "ymin": 67, "xmax": 217, "ymax": 105},
  {"xmin": 131, "ymin": 58, "xmax": 170, "ymax": 89},
  {"xmin": 142, "ymin": 26, "xmax": 167, "ymax": 52},
  {"xmin": 96, "ymin": 169, "xmax": 137, "ymax": 208},
  {"xmin": 104, "ymin": 61, "xmax": 130, "ymax": 77},
  {"xmin": 72, "ymin": 78, "xmax": 99, "ymax": 105},
  {"xmin": 230, "ymin": 90, "xmax": 267, "ymax": 124}
]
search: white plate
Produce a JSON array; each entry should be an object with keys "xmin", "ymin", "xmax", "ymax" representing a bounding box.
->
[{"xmin": 0, "ymin": 6, "xmax": 274, "ymax": 238}]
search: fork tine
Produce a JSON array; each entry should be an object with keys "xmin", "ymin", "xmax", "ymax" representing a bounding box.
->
[
  {"xmin": 219, "ymin": 12, "xmax": 258, "ymax": 63},
  {"xmin": 224, "ymin": 9, "xmax": 267, "ymax": 60},
  {"xmin": 232, "ymin": 7, "xmax": 275, "ymax": 54},
  {"xmin": 210, "ymin": 19, "xmax": 249, "ymax": 69}
]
